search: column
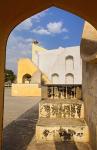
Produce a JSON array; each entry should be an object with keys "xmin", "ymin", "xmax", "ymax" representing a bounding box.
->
[{"xmin": 0, "ymin": 32, "xmax": 7, "ymax": 150}]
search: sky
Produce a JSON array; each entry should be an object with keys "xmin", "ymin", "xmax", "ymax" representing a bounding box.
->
[{"xmin": 6, "ymin": 7, "xmax": 84, "ymax": 73}]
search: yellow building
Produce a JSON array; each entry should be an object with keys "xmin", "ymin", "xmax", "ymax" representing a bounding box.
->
[{"xmin": 12, "ymin": 41, "xmax": 51, "ymax": 96}]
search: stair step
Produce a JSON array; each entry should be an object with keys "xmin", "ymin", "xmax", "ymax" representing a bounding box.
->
[
  {"xmin": 39, "ymin": 99, "xmax": 84, "ymax": 119},
  {"xmin": 28, "ymin": 141, "xmax": 92, "ymax": 150},
  {"xmin": 36, "ymin": 118, "xmax": 89, "ymax": 143}
]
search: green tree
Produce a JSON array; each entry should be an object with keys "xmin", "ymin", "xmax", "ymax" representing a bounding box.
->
[{"xmin": 5, "ymin": 69, "xmax": 16, "ymax": 83}]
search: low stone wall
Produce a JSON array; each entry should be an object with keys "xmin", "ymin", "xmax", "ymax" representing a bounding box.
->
[
  {"xmin": 11, "ymin": 83, "xmax": 41, "ymax": 96},
  {"xmin": 36, "ymin": 119, "xmax": 89, "ymax": 143},
  {"xmin": 39, "ymin": 100, "xmax": 84, "ymax": 119}
]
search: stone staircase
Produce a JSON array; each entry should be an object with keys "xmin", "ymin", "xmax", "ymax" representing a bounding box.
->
[{"xmin": 35, "ymin": 84, "xmax": 89, "ymax": 144}]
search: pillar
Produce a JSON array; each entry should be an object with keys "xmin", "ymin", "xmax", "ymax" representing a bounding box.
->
[
  {"xmin": 81, "ymin": 21, "xmax": 97, "ymax": 150},
  {"xmin": 0, "ymin": 31, "xmax": 8, "ymax": 150}
]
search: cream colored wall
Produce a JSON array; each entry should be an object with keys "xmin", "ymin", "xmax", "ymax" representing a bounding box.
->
[
  {"xmin": 82, "ymin": 62, "xmax": 97, "ymax": 150},
  {"xmin": 32, "ymin": 43, "xmax": 47, "ymax": 66},
  {"xmin": 81, "ymin": 21, "xmax": 97, "ymax": 62},
  {"xmin": 31, "ymin": 70, "xmax": 41, "ymax": 84},
  {"xmin": 17, "ymin": 58, "xmax": 38, "ymax": 83},
  {"xmin": 12, "ymin": 83, "xmax": 41, "ymax": 96},
  {"xmin": 81, "ymin": 21, "xmax": 97, "ymax": 150}
]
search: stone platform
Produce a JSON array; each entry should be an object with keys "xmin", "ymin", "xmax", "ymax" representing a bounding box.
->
[
  {"xmin": 35, "ymin": 85, "xmax": 90, "ymax": 148},
  {"xmin": 36, "ymin": 118, "xmax": 89, "ymax": 142},
  {"xmin": 39, "ymin": 99, "xmax": 84, "ymax": 119}
]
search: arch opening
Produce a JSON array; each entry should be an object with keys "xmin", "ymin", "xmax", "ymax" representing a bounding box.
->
[
  {"xmin": 65, "ymin": 73, "xmax": 74, "ymax": 84},
  {"xmin": 0, "ymin": 1, "xmax": 97, "ymax": 149},
  {"xmin": 51, "ymin": 73, "xmax": 59, "ymax": 84},
  {"xmin": 4, "ymin": 5, "xmax": 97, "ymax": 150},
  {"xmin": 22, "ymin": 73, "xmax": 32, "ymax": 84},
  {"xmin": 65, "ymin": 55, "xmax": 74, "ymax": 71}
]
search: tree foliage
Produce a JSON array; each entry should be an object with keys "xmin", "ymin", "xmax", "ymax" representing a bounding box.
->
[{"xmin": 5, "ymin": 69, "xmax": 16, "ymax": 83}]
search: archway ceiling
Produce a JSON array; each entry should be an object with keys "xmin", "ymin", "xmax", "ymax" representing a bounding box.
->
[{"xmin": 1, "ymin": 0, "xmax": 97, "ymax": 33}]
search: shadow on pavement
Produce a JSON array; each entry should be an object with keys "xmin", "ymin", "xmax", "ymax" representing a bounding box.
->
[
  {"xmin": 3, "ymin": 103, "xmax": 39, "ymax": 150},
  {"xmin": 55, "ymin": 142, "xmax": 78, "ymax": 150}
]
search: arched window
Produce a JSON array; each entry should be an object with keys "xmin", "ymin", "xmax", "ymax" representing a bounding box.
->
[
  {"xmin": 65, "ymin": 56, "xmax": 74, "ymax": 71},
  {"xmin": 51, "ymin": 73, "xmax": 59, "ymax": 84},
  {"xmin": 22, "ymin": 74, "xmax": 32, "ymax": 84},
  {"xmin": 65, "ymin": 73, "xmax": 74, "ymax": 84}
]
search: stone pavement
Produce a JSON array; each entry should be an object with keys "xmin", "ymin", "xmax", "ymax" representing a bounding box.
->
[
  {"xmin": 3, "ymin": 88, "xmax": 40, "ymax": 150},
  {"xmin": 4, "ymin": 88, "xmax": 40, "ymax": 128}
]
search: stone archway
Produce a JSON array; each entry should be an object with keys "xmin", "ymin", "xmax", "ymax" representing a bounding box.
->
[{"xmin": 1, "ymin": 0, "xmax": 97, "ymax": 149}]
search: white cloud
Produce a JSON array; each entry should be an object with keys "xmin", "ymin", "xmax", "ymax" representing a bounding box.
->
[
  {"xmin": 32, "ymin": 21, "xmax": 68, "ymax": 35},
  {"xmin": 7, "ymin": 34, "xmax": 32, "ymax": 53},
  {"xmin": 6, "ymin": 34, "xmax": 33, "ymax": 72},
  {"xmin": 16, "ymin": 18, "xmax": 33, "ymax": 31},
  {"xmin": 47, "ymin": 21, "xmax": 68, "ymax": 33},
  {"xmin": 33, "ymin": 27, "xmax": 50, "ymax": 35},
  {"xmin": 31, "ymin": 9, "xmax": 48, "ymax": 21},
  {"xmin": 15, "ymin": 9, "xmax": 48, "ymax": 31}
]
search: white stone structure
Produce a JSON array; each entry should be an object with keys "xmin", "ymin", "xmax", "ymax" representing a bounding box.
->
[{"xmin": 33, "ymin": 46, "xmax": 82, "ymax": 84}]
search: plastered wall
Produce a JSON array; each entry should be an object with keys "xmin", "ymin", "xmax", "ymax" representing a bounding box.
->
[
  {"xmin": 82, "ymin": 61, "xmax": 97, "ymax": 150},
  {"xmin": 33, "ymin": 45, "xmax": 82, "ymax": 84},
  {"xmin": 81, "ymin": 21, "xmax": 97, "ymax": 150},
  {"xmin": 17, "ymin": 58, "xmax": 39, "ymax": 83}
]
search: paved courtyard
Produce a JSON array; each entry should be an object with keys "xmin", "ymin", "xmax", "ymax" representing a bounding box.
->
[
  {"xmin": 3, "ymin": 88, "xmax": 91, "ymax": 150},
  {"xmin": 3, "ymin": 88, "xmax": 40, "ymax": 150}
]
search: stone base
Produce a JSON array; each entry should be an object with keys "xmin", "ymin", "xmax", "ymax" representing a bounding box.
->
[
  {"xmin": 39, "ymin": 99, "xmax": 84, "ymax": 119},
  {"xmin": 36, "ymin": 118, "xmax": 89, "ymax": 143},
  {"xmin": 11, "ymin": 83, "xmax": 41, "ymax": 96}
]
